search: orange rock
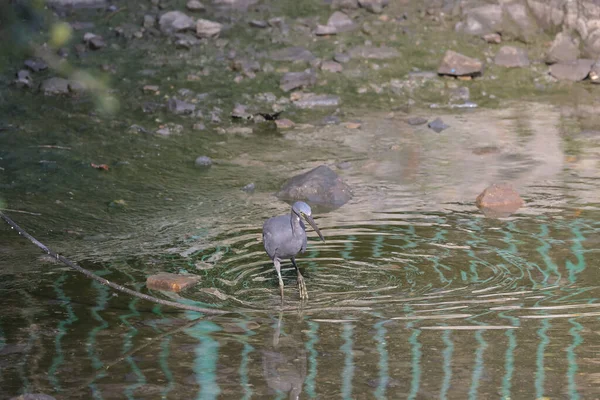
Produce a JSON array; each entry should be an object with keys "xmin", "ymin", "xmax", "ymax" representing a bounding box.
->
[
  {"xmin": 146, "ymin": 273, "xmax": 200, "ymax": 292},
  {"xmin": 476, "ymin": 183, "xmax": 524, "ymax": 218}
]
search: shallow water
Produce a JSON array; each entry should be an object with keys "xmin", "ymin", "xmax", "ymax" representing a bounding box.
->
[{"xmin": 3, "ymin": 102, "xmax": 600, "ymax": 399}]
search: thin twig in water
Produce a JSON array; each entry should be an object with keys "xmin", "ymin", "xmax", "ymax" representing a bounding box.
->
[
  {"xmin": 0, "ymin": 211, "xmax": 229, "ymax": 316},
  {"xmin": 0, "ymin": 208, "xmax": 42, "ymax": 216}
]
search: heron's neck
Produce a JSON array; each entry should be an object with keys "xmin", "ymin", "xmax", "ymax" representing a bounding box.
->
[{"xmin": 290, "ymin": 211, "xmax": 302, "ymax": 236}]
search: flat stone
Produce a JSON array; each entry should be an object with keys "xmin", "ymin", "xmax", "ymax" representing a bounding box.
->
[
  {"xmin": 358, "ymin": 0, "xmax": 388, "ymax": 14},
  {"xmin": 549, "ymin": 59, "xmax": 594, "ymax": 81},
  {"xmin": 24, "ymin": 59, "xmax": 48, "ymax": 72},
  {"xmin": 406, "ymin": 116, "xmax": 427, "ymax": 125},
  {"xmin": 280, "ymin": 69, "xmax": 316, "ymax": 92},
  {"xmin": 196, "ymin": 19, "xmax": 223, "ymax": 38},
  {"xmin": 40, "ymin": 77, "xmax": 70, "ymax": 95},
  {"xmin": 186, "ymin": 0, "xmax": 206, "ymax": 11},
  {"xmin": 277, "ymin": 165, "xmax": 352, "ymax": 207},
  {"xmin": 348, "ymin": 45, "xmax": 399, "ymax": 59},
  {"xmin": 327, "ymin": 11, "xmax": 356, "ymax": 32},
  {"xmin": 146, "ymin": 273, "xmax": 200, "ymax": 292},
  {"xmin": 269, "ymin": 47, "xmax": 315, "ymax": 62},
  {"xmin": 428, "ymin": 117, "xmax": 449, "ymax": 133},
  {"xmin": 293, "ymin": 93, "xmax": 341, "ymax": 109},
  {"xmin": 476, "ymin": 183, "xmax": 523, "ymax": 218},
  {"xmin": 275, "ymin": 118, "xmax": 295, "ymax": 129},
  {"xmin": 546, "ymin": 32, "xmax": 580, "ymax": 64},
  {"xmin": 494, "ymin": 46, "xmax": 529, "ymax": 68},
  {"xmin": 334, "ymin": 52, "xmax": 351, "ymax": 63},
  {"xmin": 167, "ymin": 98, "xmax": 196, "ymax": 115},
  {"xmin": 159, "ymin": 11, "xmax": 196, "ymax": 35},
  {"xmin": 195, "ymin": 155, "xmax": 212, "ymax": 166},
  {"xmin": 438, "ymin": 50, "xmax": 483, "ymax": 77},
  {"xmin": 483, "ymin": 33, "xmax": 501, "ymax": 44},
  {"xmin": 315, "ymin": 24, "xmax": 338, "ymax": 36},
  {"xmin": 321, "ymin": 60, "xmax": 343, "ymax": 73}
]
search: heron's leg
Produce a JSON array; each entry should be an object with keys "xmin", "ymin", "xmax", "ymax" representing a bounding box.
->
[
  {"xmin": 291, "ymin": 257, "xmax": 308, "ymax": 300},
  {"xmin": 273, "ymin": 258, "xmax": 284, "ymax": 301}
]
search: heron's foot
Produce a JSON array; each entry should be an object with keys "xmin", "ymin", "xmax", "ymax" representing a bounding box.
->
[{"xmin": 297, "ymin": 275, "xmax": 308, "ymax": 300}]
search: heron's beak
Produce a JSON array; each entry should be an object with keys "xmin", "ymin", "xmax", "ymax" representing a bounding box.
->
[{"xmin": 304, "ymin": 214, "xmax": 325, "ymax": 241}]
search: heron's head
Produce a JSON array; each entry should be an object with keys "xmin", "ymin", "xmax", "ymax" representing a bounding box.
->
[{"xmin": 292, "ymin": 201, "xmax": 324, "ymax": 241}]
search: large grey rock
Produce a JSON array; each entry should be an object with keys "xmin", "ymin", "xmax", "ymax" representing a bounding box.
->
[
  {"xmin": 501, "ymin": 1, "xmax": 538, "ymax": 43},
  {"xmin": 159, "ymin": 11, "xmax": 196, "ymax": 35},
  {"xmin": 546, "ymin": 31, "xmax": 580, "ymax": 64},
  {"xmin": 327, "ymin": 11, "xmax": 356, "ymax": 32},
  {"xmin": 549, "ymin": 59, "xmax": 594, "ymax": 81},
  {"xmin": 196, "ymin": 19, "xmax": 223, "ymax": 38},
  {"xmin": 494, "ymin": 46, "xmax": 530, "ymax": 67},
  {"xmin": 280, "ymin": 69, "xmax": 316, "ymax": 92},
  {"xmin": 456, "ymin": 5, "xmax": 503, "ymax": 35},
  {"xmin": 277, "ymin": 165, "xmax": 352, "ymax": 207},
  {"xmin": 438, "ymin": 50, "xmax": 484, "ymax": 77},
  {"xmin": 527, "ymin": 0, "xmax": 600, "ymax": 58}
]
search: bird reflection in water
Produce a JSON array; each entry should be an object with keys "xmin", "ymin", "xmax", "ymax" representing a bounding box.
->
[{"xmin": 262, "ymin": 313, "xmax": 307, "ymax": 399}]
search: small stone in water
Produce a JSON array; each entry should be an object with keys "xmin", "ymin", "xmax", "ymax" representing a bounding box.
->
[
  {"xmin": 195, "ymin": 156, "xmax": 212, "ymax": 167},
  {"xmin": 146, "ymin": 273, "xmax": 200, "ymax": 293},
  {"xmin": 428, "ymin": 117, "xmax": 449, "ymax": 133}
]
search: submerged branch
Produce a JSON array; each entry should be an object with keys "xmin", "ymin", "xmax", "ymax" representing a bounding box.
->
[{"xmin": 0, "ymin": 212, "xmax": 229, "ymax": 316}]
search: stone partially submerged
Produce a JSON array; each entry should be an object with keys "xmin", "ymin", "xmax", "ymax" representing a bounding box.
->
[
  {"xmin": 277, "ymin": 165, "xmax": 352, "ymax": 207},
  {"xmin": 476, "ymin": 183, "xmax": 524, "ymax": 218},
  {"xmin": 146, "ymin": 273, "xmax": 200, "ymax": 292}
]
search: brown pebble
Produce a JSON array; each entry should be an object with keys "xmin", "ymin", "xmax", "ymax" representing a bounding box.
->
[
  {"xmin": 146, "ymin": 273, "xmax": 200, "ymax": 293},
  {"xmin": 345, "ymin": 122, "xmax": 362, "ymax": 129}
]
